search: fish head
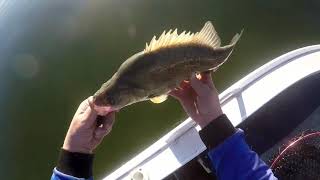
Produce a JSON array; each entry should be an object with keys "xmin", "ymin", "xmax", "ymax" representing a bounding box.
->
[
  {"xmin": 92, "ymin": 79, "xmax": 120, "ymax": 114},
  {"xmin": 92, "ymin": 78, "xmax": 140, "ymax": 115},
  {"xmin": 92, "ymin": 51, "xmax": 148, "ymax": 115}
]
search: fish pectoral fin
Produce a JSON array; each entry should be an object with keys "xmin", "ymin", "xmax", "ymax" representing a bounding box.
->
[{"xmin": 150, "ymin": 94, "xmax": 168, "ymax": 104}]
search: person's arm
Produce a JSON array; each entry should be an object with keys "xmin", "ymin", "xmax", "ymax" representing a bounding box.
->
[
  {"xmin": 170, "ymin": 72, "xmax": 277, "ymax": 180},
  {"xmin": 199, "ymin": 115, "xmax": 276, "ymax": 180},
  {"xmin": 51, "ymin": 97, "xmax": 115, "ymax": 180}
]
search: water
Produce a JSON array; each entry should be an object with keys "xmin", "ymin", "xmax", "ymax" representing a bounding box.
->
[{"xmin": 0, "ymin": 0, "xmax": 319, "ymax": 179}]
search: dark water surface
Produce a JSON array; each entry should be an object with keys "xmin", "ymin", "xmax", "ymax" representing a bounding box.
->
[{"xmin": 0, "ymin": 0, "xmax": 319, "ymax": 179}]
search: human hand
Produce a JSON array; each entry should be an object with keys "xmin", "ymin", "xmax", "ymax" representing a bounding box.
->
[
  {"xmin": 62, "ymin": 96, "xmax": 115, "ymax": 154},
  {"xmin": 169, "ymin": 72, "xmax": 223, "ymax": 128}
]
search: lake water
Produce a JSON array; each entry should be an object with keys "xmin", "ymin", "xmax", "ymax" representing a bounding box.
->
[{"xmin": 0, "ymin": 0, "xmax": 319, "ymax": 179}]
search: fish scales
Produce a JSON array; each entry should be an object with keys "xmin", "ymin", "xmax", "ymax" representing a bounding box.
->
[
  {"xmin": 92, "ymin": 21, "xmax": 242, "ymax": 114},
  {"xmin": 118, "ymin": 44, "xmax": 234, "ymax": 87}
]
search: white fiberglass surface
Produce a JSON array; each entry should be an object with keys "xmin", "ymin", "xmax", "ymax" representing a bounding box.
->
[
  {"xmin": 105, "ymin": 46, "xmax": 320, "ymax": 180},
  {"xmin": 222, "ymin": 98, "xmax": 242, "ymax": 126},
  {"xmin": 242, "ymin": 51, "xmax": 320, "ymax": 116}
]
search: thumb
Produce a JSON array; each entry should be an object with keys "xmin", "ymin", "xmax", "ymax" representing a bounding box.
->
[{"xmin": 74, "ymin": 96, "xmax": 97, "ymax": 126}]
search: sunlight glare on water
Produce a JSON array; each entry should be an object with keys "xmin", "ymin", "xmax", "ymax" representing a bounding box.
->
[{"xmin": 12, "ymin": 54, "xmax": 39, "ymax": 79}]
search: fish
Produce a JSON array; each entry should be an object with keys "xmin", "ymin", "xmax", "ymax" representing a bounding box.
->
[{"xmin": 92, "ymin": 21, "xmax": 242, "ymax": 114}]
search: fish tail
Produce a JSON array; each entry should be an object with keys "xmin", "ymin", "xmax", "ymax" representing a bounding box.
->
[
  {"xmin": 225, "ymin": 29, "xmax": 244, "ymax": 48},
  {"xmin": 204, "ymin": 29, "xmax": 243, "ymax": 72},
  {"xmin": 215, "ymin": 29, "xmax": 243, "ymax": 60}
]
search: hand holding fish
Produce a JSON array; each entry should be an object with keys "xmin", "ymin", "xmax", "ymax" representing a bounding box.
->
[
  {"xmin": 62, "ymin": 97, "xmax": 115, "ymax": 154},
  {"xmin": 169, "ymin": 72, "xmax": 223, "ymax": 128}
]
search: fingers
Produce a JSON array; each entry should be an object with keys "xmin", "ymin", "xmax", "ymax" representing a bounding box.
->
[
  {"xmin": 169, "ymin": 86, "xmax": 201, "ymax": 121},
  {"xmin": 94, "ymin": 112, "xmax": 115, "ymax": 139},
  {"xmin": 169, "ymin": 80, "xmax": 193, "ymax": 99},
  {"xmin": 75, "ymin": 97, "xmax": 91, "ymax": 115},
  {"xmin": 181, "ymin": 98, "xmax": 201, "ymax": 121},
  {"xmin": 190, "ymin": 73, "xmax": 211, "ymax": 96},
  {"xmin": 201, "ymin": 72, "xmax": 215, "ymax": 89},
  {"xmin": 72, "ymin": 96, "xmax": 98, "ymax": 127},
  {"xmin": 84, "ymin": 97, "xmax": 98, "ymax": 124},
  {"xmin": 180, "ymin": 80, "xmax": 191, "ymax": 89},
  {"xmin": 169, "ymin": 89, "xmax": 184, "ymax": 100},
  {"xmin": 200, "ymin": 71, "xmax": 212, "ymax": 82}
]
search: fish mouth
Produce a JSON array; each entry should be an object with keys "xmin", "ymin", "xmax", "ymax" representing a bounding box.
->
[
  {"xmin": 92, "ymin": 96, "xmax": 115, "ymax": 115},
  {"xmin": 92, "ymin": 104, "xmax": 114, "ymax": 115}
]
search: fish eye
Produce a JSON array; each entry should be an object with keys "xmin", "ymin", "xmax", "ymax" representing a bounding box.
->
[{"xmin": 106, "ymin": 96, "xmax": 115, "ymax": 105}]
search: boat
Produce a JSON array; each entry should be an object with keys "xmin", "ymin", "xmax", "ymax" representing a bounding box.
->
[{"xmin": 103, "ymin": 45, "xmax": 320, "ymax": 180}]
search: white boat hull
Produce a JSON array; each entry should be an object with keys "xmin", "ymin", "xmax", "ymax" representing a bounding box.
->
[{"xmin": 104, "ymin": 45, "xmax": 320, "ymax": 180}]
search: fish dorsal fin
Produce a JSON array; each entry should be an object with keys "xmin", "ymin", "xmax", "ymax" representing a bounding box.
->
[
  {"xmin": 150, "ymin": 94, "xmax": 168, "ymax": 104},
  {"xmin": 144, "ymin": 21, "xmax": 221, "ymax": 53}
]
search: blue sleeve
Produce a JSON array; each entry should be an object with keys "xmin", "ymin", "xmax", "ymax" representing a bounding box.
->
[
  {"xmin": 51, "ymin": 168, "xmax": 93, "ymax": 180},
  {"xmin": 208, "ymin": 129, "xmax": 278, "ymax": 180}
]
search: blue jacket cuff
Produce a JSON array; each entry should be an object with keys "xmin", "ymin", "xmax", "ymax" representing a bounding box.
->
[
  {"xmin": 207, "ymin": 129, "xmax": 277, "ymax": 179},
  {"xmin": 52, "ymin": 168, "xmax": 93, "ymax": 180},
  {"xmin": 209, "ymin": 129, "xmax": 246, "ymax": 169}
]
